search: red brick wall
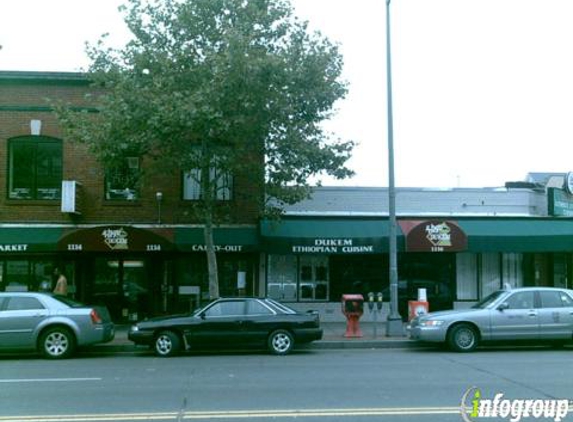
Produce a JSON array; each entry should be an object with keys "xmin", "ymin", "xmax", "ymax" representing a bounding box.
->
[{"xmin": 0, "ymin": 73, "xmax": 260, "ymax": 225}]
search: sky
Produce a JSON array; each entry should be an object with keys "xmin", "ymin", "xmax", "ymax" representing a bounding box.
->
[{"xmin": 1, "ymin": 0, "xmax": 573, "ymax": 188}]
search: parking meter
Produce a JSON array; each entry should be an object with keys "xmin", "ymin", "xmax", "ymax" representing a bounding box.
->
[
  {"xmin": 376, "ymin": 292, "xmax": 383, "ymax": 311},
  {"xmin": 367, "ymin": 292, "xmax": 375, "ymax": 311}
]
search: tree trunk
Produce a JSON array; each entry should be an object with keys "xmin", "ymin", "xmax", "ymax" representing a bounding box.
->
[{"xmin": 204, "ymin": 217, "xmax": 219, "ymax": 300}]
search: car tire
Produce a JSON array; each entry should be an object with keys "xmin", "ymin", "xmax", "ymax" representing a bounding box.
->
[
  {"xmin": 268, "ymin": 329, "xmax": 294, "ymax": 355},
  {"xmin": 447, "ymin": 324, "xmax": 478, "ymax": 352},
  {"xmin": 154, "ymin": 331, "xmax": 181, "ymax": 357},
  {"xmin": 39, "ymin": 326, "xmax": 76, "ymax": 359}
]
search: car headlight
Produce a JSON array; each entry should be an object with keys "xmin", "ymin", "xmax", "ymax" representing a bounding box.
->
[
  {"xmin": 130, "ymin": 325, "xmax": 139, "ymax": 333},
  {"xmin": 420, "ymin": 320, "xmax": 445, "ymax": 327}
]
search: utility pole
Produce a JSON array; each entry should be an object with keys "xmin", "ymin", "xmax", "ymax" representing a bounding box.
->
[{"xmin": 385, "ymin": 0, "xmax": 403, "ymax": 336}]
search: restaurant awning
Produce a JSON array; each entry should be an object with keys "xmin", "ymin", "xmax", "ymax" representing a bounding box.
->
[
  {"xmin": 457, "ymin": 219, "xmax": 573, "ymax": 252},
  {"xmin": 261, "ymin": 218, "xmax": 402, "ymax": 254},
  {"xmin": 0, "ymin": 227, "xmax": 64, "ymax": 253},
  {"xmin": 174, "ymin": 226, "xmax": 259, "ymax": 253}
]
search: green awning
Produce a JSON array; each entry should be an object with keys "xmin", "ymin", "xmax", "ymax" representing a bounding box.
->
[
  {"xmin": 458, "ymin": 219, "xmax": 573, "ymax": 252},
  {"xmin": 0, "ymin": 227, "xmax": 63, "ymax": 253},
  {"xmin": 261, "ymin": 218, "xmax": 401, "ymax": 254},
  {"xmin": 175, "ymin": 227, "xmax": 259, "ymax": 252}
]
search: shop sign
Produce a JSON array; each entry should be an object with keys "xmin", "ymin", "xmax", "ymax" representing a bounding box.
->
[
  {"xmin": 401, "ymin": 220, "xmax": 467, "ymax": 252},
  {"xmin": 190, "ymin": 244, "xmax": 244, "ymax": 252},
  {"xmin": 0, "ymin": 244, "xmax": 28, "ymax": 252},
  {"xmin": 292, "ymin": 238, "xmax": 375, "ymax": 254},
  {"xmin": 548, "ymin": 188, "xmax": 573, "ymax": 217},
  {"xmin": 58, "ymin": 226, "xmax": 174, "ymax": 252},
  {"xmin": 102, "ymin": 228, "xmax": 129, "ymax": 250}
]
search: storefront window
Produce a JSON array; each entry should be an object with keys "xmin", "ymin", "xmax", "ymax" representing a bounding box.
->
[
  {"xmin": 502, "ymin": 253, "xmax": 524, "ymax": 289},
  {"xmin": 552, "ymin": 253, "xmax": 568, "ymax": 288},
  {"xmin": 267, "ymin": 255, "xmax": 297, "ymax": 301},
  {"xmin": 4, "ymin": 261, "xmax": 29, "ymax": 291},
  {"xmin": 480, "ymin": 253, "xmax": 501, "ymax": 298},
  {"xmin": 456, "ymin": 253, "xmax": 478, "ymax": 300},
  {"xmin": 0, "ymin": 260, "xmax": 72, "ymax": 294}
]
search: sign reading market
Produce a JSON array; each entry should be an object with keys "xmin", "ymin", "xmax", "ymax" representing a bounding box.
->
[{"xmin": 400, "ymin": 220, "xmax": 467, "ymax": 253}]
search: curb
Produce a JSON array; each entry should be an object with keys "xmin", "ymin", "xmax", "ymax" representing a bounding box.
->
[{"xmin": 84, "ymin": 338, "xmax": 421, "ymax": 354}]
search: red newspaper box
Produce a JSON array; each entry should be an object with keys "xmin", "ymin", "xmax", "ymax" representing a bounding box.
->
[{"xmin": 341, "ymin": 294, "xmax": 364, "ymax": 338}]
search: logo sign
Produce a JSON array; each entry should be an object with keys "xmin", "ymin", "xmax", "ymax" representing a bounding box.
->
[
  {"xmin": 400, "ymin": 220, "xmax": 467, "ymax": 252},
  {"xmin": 102, "ymin": 228, "xmax": 129, "ymax": 250},
  {"xmin": 548, "ymin": 188, "xmax": 573, "ymax": 217},
  {"xmin": 425, "ymin": 222, "xmax": 452, "ymax": 248},
  {"xmin": 460, "ymin": 386, "xmax": 569, "ymax": 422},
  {"xmin": 58, "ymin": 226, "xmax": 174, "ymax": 252}
]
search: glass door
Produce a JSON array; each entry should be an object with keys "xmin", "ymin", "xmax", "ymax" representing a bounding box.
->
[
  {"xmin": 299, "ymin": 256, "xmax": 329, "ymax": 301},
  {"xmin": 92, "ymin": 258, "xmax": 150, "ymax": 322}
]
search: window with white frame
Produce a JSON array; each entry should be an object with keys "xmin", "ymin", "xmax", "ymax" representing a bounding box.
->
[{"xmin": 183, "ymin": 165, "xmax": 233, "ymax": 201}]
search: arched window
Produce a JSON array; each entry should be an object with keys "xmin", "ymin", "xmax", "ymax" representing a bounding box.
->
[{"xmin": 8, "ymin": 136, "xmax": 63, "ymax": 200}]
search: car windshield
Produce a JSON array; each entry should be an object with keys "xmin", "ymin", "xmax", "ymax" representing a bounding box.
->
[{"xmin": 472, "ymin": 290, "xmax": 506, "ymax": 309}]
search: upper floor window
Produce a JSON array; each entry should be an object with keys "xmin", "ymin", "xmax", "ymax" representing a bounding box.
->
[
  {"xmin": 183, "ymin": 167, "xmax": 233, "ymax": 201},
  {"xmin": 105, "ymin": 156, "xmax": 140, "ymax": 201},
  {"xmin": 8, "ymin": 136, "xmax": 62, "ymax": 200}
]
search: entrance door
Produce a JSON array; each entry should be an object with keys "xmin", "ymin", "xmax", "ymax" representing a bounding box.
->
[
  {"xmin": 92, "ymin": 258, "xmax": 151, "ymax": 322},
  {"xmin": 299, "ymin": 256, "xmax": 329, "ymax": 301}
]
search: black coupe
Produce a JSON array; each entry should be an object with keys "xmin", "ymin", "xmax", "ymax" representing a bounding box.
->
[{"xmin": 128, "ymin": 297, "xmax": 323, "ymax": 356}]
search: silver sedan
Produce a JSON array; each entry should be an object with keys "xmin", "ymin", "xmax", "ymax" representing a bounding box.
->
[
  {"xmin": 0, "ymin": 292, "xmax": 115, "ymax": 359},
  {"xmin": 408, "ymin": 287, "xmax": 573, "ymax": 352}
]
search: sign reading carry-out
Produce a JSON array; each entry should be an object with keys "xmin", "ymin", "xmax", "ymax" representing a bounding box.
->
[{"xmin": 400, "ymin": 220, "xmax": 467, "ymax": 253}]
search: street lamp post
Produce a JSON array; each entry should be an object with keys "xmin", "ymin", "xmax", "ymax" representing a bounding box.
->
[{"xmin": 385, "ymin": 0, "xmax": 403, "ymax": 336}]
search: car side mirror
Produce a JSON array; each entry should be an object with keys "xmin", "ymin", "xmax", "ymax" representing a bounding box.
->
[
  {"xmin": 199, "ymin": 312, "xmax": 206, "ymax": 320},
  {"xmin": 498, "ymin": 302, "xmax": 509, "ymax": 311}
]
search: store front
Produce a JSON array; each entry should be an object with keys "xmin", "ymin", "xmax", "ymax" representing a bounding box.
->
[
  {"xmin": 0, "ymin": 224, "xmax": 260, "ymax": 323},
  {"xmin": 261, "ymin": 217, "xmax": 573, "ymax": 320},
  {"xmin": 57, "ymin": 225, "xmax": 175, "ymax": 322}
]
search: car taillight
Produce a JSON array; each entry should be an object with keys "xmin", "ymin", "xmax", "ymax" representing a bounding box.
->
[{"xmin": 90, "ymin": 309, "xmax": 103, "ymax": 324}]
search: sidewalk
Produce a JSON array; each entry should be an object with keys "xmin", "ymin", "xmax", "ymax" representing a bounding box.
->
[{"xmin": 91, "ymin": 321, "xmax": 419, "ymax": 353}]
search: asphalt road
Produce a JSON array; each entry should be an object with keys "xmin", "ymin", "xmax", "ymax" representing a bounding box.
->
[{"xmin": 1, "ymin": 346, "xmax": 572, "ymax": 422}]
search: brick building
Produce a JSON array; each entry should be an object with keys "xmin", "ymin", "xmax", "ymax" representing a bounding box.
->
[
  {"xmin": 0, "ymin": 71, "xmax": 260, "ymax": 322},
  {"xmin": 4, "ymin": 71, "xmax": 573, "ymax": 325}
]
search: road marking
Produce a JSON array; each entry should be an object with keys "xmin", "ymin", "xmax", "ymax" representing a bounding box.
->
[
  {"xmin": 0, "ymin": 378, "xmax": 101, "ymax": 383},
  {"xmin": 0, "ymin": 407, "xmax": 462, "ymax": 421}
]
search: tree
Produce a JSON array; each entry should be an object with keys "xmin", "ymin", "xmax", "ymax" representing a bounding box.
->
[{"xmin": 56, "ymin": 0, "xmax": 354, "ymax": 299}]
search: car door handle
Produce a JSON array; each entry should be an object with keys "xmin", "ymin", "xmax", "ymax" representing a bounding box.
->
[{"xmin": 528, "ymin": 311, "xmax": 537, "ymax": 317}]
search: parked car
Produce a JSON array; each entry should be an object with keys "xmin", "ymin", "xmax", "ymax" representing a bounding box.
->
[
  {"xmin": 128, "ymin": 297, "xmax": 323, "ymax": 357},
  {"xmin": 408, "ymin": 287, "xmax": 573, "ymax": 352},
  {"xmin": 0, "ymin": 292, "xmax": 115, "ymax": 359}
]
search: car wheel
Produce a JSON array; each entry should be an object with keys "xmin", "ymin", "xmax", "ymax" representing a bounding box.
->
[
  {"xmin": 268, "ymin": 329, "xmax": 294, "ymax": 355},
  {"xmin": 447, "ymin": 324, "xmax": 478, "ymax": 352},
  {"xmin": 40, "ymin": 326, "xmax": 76, "ymax": 359},
  {"xmin": 154, "ymin": 331, "xmax": 181, "ymax": 357}
]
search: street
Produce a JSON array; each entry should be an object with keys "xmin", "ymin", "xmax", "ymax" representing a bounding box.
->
[{"xmin": 0, "ymin": 346, "xmax": 572, "ymax": 422}]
